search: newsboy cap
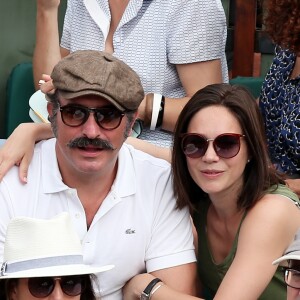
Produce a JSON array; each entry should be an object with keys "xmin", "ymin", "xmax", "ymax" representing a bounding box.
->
[{"xmin": 51, "ymin": 50, "xmax": 144, "ymax": 111}]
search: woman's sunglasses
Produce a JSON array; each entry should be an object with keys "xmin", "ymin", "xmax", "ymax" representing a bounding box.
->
[
  {"xmin": 59, "ymin": 104, "xmax": 128, "ymax": 130},
  {"xmin": 28, "ymin": 275, "xmax": 86, "ymax": 298},
  {"xmin": 181, "ymin": 133, "xmax": 245, "ymax": 159}
]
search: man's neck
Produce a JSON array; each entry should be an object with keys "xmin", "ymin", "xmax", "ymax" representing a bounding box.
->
[{"xmin": 57, "ymin": 154, "xmax": 118, "ymax": 227}]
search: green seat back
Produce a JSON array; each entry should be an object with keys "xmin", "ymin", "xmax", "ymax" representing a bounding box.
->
[
  {"xmin": 230, "ymin": 76, "xmax": 264, "ymax": 98},
  {"xmin": 5, "ymin": 62, "xmax": 34, "ymax": 137}
]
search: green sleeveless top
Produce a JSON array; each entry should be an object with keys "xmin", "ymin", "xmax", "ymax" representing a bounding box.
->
[{"xmin": 192, "ymin": 184, "xmax": 300, "ymax": 300}]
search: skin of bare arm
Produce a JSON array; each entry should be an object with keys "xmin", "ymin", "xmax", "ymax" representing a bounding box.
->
[
  {"xmin": 123, "ymin": 194, "xmax": 300, "ymax": 300},
  {"xmin": 213, "ymin": 194, "xmax": 300, "ymax": 300},
  {"xmin": 33, "ymin": 0, "xmax": 66, "ymax": 90},
  {"xmin": 0, "ymin": 123, "xmax": 53, "ymax": 183},
  {"xmin": 123, "ymin": 270, "xmax": 202, "ymax": 300},
  {"xmin": 137, "ymin": 59, "xmax": 223, "ymax": 132}
]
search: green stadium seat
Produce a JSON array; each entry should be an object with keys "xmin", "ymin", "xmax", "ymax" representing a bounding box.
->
[{"xmin": 5, "ymin": 62, "xmax": 34, "ymax": 137}]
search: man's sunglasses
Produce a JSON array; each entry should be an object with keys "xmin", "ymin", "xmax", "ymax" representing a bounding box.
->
[
  {"xmin": 28, "ymin": 275, "xmax": 86, "ymax": 298},
  {"xmin": 59, "ymin": 104, "xmax": 128, "ymax": 130},
  {"xmin": 181, "ymin": 133, "xmax": 245, "ymax": 159}
]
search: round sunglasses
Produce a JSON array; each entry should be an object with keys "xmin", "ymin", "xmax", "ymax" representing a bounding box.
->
[
  {"xmin": 181, "ymin": 133, "xmax": 245, "ymax": 159},
  {"xmin": 58, "ymin": 104, "xmax": 129, "ymax": 130},
  {"xmin": 28, "ymin": 275, "xmax": 86, "ymax": 298}
]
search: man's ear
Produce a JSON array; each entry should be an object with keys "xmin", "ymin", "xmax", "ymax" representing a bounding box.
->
[
  {"xmin": 47, "ymin": 102, "xmax": 53, "ymax": 118},
  {"xmin": 132, "ymin": 111, "xmax": 139, "ymax": 125}
]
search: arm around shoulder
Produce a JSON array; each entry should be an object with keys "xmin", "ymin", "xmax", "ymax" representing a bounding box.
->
[{"xmin": 0, "ymin": 123, "xmax": 53, "ymax": 183}]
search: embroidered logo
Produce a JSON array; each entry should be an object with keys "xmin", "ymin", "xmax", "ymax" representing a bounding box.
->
[{"xmin": 125, "ymin": 229, "xmax": 135, "ymax": 234}]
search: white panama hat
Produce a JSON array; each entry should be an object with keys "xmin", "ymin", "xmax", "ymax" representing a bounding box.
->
[
  {"xmin": 273, "ymin": 228, "xmax": 300, "ymax": 266},
  {"xmin": 0, "ymin": 213, "xmax": 114, "ymax": 279}
]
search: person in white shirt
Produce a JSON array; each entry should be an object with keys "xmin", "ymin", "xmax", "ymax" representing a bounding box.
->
[{"xmin": 0, "ymin": 50, "xmax": 197, "ymax": 300}]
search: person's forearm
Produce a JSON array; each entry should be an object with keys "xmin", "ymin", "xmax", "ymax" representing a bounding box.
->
[
  {"xmin": 151, "ymin": 285, "xmax": 202, "ymax": 300},
  {"xmin": 30, "ymin": 123, "xmax": 54, "ymax": 141},
  {"xmin": 33, "ymin": 3, "xmax": 61, "ymax": 89},
  {"xmin": 123, "ymin": 274, "xmax": 202, "ymax": 300},
  {"xmin": 126, "ymin": 137, "xmax": 172, "ymax": 162},
  {"xmin": 162, "ymin": 96, "xmax": 190, "ymax": 132}
]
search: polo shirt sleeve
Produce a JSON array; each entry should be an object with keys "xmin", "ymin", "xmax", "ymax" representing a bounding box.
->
[
  {"xmin": 166, "ymin": 0, "xmax": 227, "ymax": 64},
  {"xmin": 145, "ymin": 173, "xmax": 196, "ymax": 272}
]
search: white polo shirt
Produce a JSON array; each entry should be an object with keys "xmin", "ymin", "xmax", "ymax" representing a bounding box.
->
[
  {"xmin": 0, "ymin": 139, "xmax": 196, "ymax": 300},
  {"xmin": 61, "ymin": 0, "xmax": 228, "ymax": 147}
]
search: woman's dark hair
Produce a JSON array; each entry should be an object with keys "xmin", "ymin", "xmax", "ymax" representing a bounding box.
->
[
  {"xmin": 263, "ymin": 0, "xmax": 300, "ymax": 52},
  {"xmin": 4, "ymin": 274, "xmax": 98, "ymax": 300},
  {"xmin": 172, "ymin": 83, "xmax": 285, "ymax": 212}
]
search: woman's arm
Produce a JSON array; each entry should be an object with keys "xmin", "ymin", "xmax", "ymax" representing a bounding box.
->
[
  {"xmin": 214, "ymin": 194, "xmax": 300, "ymax": 300},
  {"xmin": 125, "ymin": 137, "xmax": 172, "ymax": 162},
  {"xmin": 0, "ymin": 123, "xmax": 53, "ymax": 183},
  {"xmin": 123, "ymin": 194, "xmax": 300, "ymax": 300}
]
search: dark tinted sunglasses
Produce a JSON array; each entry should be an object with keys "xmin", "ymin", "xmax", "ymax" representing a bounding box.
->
[
  {"xmin": 181, "ymin": 133, "xmax": 245, "ymax": 159},
  {"xmin": 59, "ymin": 104, "xmax": 127, "ymax": 130},
  {"xmin": 28, "ymin": 275, "xmax": 86, "ymax": 298}
]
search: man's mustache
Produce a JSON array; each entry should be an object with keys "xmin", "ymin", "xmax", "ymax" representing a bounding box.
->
[{"xmin": 67, "ymin": 137, "xmax": 116, "ymax": 150}]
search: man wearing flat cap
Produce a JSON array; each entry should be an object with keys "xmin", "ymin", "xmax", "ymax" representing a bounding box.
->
[{"xmin": 0, "ymin": 50, "xmax": 196, "ymax": 299}]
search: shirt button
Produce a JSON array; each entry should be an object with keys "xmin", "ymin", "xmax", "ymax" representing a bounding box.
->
[{"xmin": 75, "ymin": 213, "xmax": 80, "ymax": 219}]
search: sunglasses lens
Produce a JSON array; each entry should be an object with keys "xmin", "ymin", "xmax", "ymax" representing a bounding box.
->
[
  {"xmin": 28, "ymin": 277, "xmax": 54, "ymax": 298},
  {"xmin": 182, "ymin": 135, "xmax": 207, "ymax": 158},
  {"xmin": 61, "ymin": 276, "xmax": 86, "ymax": 296},
  {"xmin": 214, "ymin": 134, "xmax": 241, "ymax": 158},
  {"xmin": 95, "ymin": 108, "xmax": 123, "ymax": 130},
  {"xmin": 61, "ymin": 106, "xmax": 87, "ymax": 126}
]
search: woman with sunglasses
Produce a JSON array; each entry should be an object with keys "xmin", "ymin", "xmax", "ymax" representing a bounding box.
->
[
  {"xmin": 0, "ymin": 213, "xmax": 113, "ymax": 300},
  {"xmin": 123, "ymin": 83, "xmax": 300, "ymax": 300}
]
